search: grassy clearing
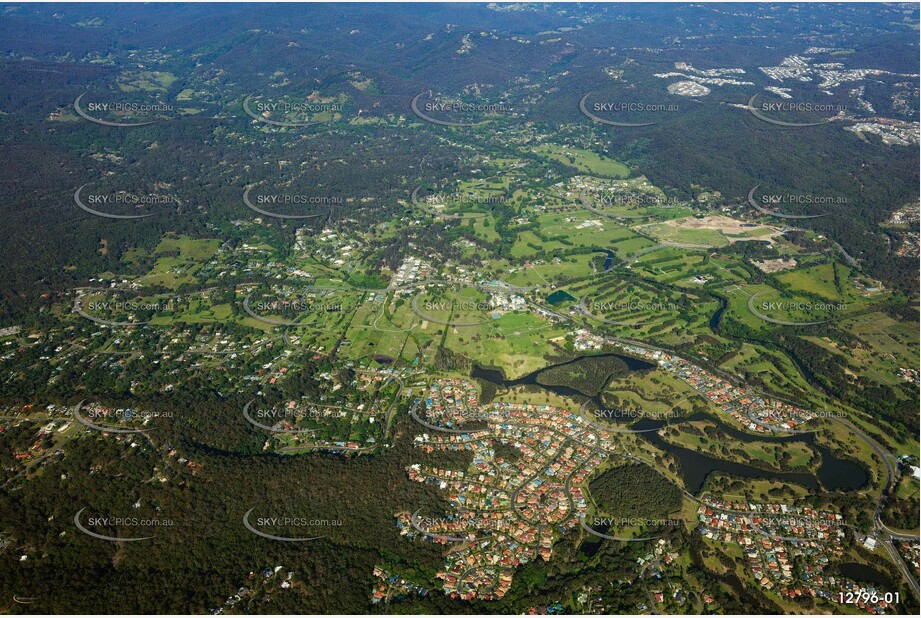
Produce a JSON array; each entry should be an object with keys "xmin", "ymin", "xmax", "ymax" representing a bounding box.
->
[
  {"xmin": 444, "ymin": 311, "xmax": 567, "ymax": 379},
  {"xmin": 533, "ymin": 144, "xmax": 630, "ymax": 178},
  {"xmin": 117, "ymin": 70, "xmax": 177, "ymax": 92}
]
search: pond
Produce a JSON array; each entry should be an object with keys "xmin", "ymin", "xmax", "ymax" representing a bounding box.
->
[
  {"xmin": 836, "ymin": 562, "xmax": 893, "ymax": 587},
  {"xmin": 601, "ymin": 250, "xmax": 615, "ymax": 272},
  {"xmin": 546, "ymin": 290, "xmax": 576, "ymax": 306},
  {"xmin": 579, "ymin": 520, "xmax": 609, "ymax": 557}
]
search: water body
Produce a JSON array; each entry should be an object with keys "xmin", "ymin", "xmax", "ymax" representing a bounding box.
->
[
  {"xmin": 709, "ymin": 296, "xmax": 728, "ymax": 330},
  {"xmin": 711, "ymin": 416, "xmax": 868, "ymax": 491},
  {"xmin": 836, "ymin": 562, "xmax": 892, "ymax": 587},
  {"xmin": 472, "ymin": 353, "xmax": 655, "ymax": 408},
  {"xmin": 601, "ymin": 250, "xmax": 615, "ymax": 272},
  {"xmin": 546, "ymin": 290, "xmax": 576, "ymax": 306},
  {"xmin": 634, "ymin": 416, "xmax": 868, "ymax": 494},
  {"xmin": 579, "ymin": 521, "xmax": 609, "ymax": 557},
  {"xmin": 473, "ymin": 355, "xmax": 868, "ymax": 493}
]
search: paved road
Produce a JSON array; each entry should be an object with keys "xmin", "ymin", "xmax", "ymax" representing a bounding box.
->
[
  {"xmin": 880, "ymin": 536, "xmax": 920, "ymax": 598},
  {"xmin": 825, "ymin": 420, "xmax": 920, "ymax": 549},
  {"xmin": 280, "ymin": 443, "xmax": 377, "ymax": 454},
  {"xmin": 635, "ymin": 559, "xmax": 663, "ymax": 615},
  {"xmin": 829, "ymin": 415, "xmax": 921, "ymax": 599},
  {"xmin": 510, "ymin": 439, "xmax": 573, "ymax": 526},
  {"xmin": 832, "ymin": 240, "xmax": 857, "ymax": 267}
]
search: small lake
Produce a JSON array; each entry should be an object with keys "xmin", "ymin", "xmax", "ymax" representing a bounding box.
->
[
  {"xmin": 579, "ymin": 521, "xmax": 608, "ymax": 557},
  {"xmin": 701, "ymin": 416, "xmax": 868, "ymax": 491},
  {"xmin": 836, "ymin": 562, "xmax": 893, "ymax": 587},
  {"xmin": 546, "ymin": 290, "xmax": 576, "ymax": 306}
]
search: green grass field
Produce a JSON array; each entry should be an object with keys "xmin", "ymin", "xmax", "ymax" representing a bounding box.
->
[
  {"xmin": 718, "ymin": 343, "xmax": 820, "ymax": 404},
  {"xmin": 344, "ymin": 292, "xmax": 442, "ymax": 365},
  {"xmin": 533, "ymin": 144, "xmax": 630, "ymax": 178},
  {"xmin": 117, "ymin": 70, "xmax": 177, "ymax": 92},
  {"xmin": 493, "ymin": 254, "xmax": 596, "ymax": 288},
  {"xmin": 443, "ymin": 311, "xmax": 568, "ymax": 379},
  {"xmin": 136, "ymin": 236, "xmax": 221, "ymax": 289}
]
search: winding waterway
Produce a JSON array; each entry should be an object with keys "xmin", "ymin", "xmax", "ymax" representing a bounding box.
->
[
  {"xmin": 634, "ymin": 415, "xmax": 868, "ymax": 494},
  {"xmin": 473, "ymin": 354, "xmax": 867, "ymax": 495}
]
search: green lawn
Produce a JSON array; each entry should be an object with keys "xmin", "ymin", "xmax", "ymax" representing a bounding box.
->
[{"xmin": 533, "ymin": 144, "xmax": 630, "ymax": 178}]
